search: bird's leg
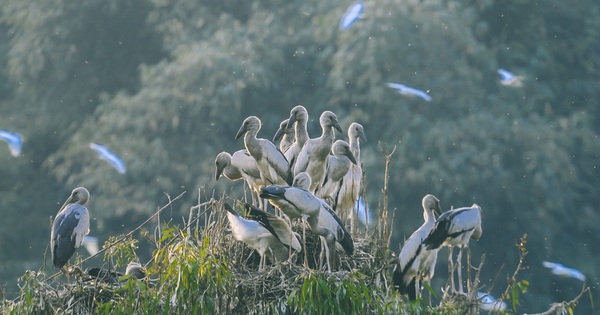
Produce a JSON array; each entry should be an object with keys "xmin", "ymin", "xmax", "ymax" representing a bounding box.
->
[
  {"xmin": 457, "ymin": 248, "xmax": 464, "ymax": 294},
  {"xmin": 447, "ymin": 247, "xmax": 455, "ymax": 295},
  {"xmin": 302, "ymin": 217, "xmax": 309, "ymax": 269},
  {"xmin": 324, "ymin": 237, "xmax": 333, "ymax": 273},
  {"xmin": 318, "ymin": 237, "xmax": 326, "ymax": 270},
  {"xmin": 286, "ymin": 217, "xmax": 294, "ymax": 266}
]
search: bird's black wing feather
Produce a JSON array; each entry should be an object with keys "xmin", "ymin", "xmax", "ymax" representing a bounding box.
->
[{"xmin": 52, "ymin": 209, "xmax": 81, "ymax": 268}]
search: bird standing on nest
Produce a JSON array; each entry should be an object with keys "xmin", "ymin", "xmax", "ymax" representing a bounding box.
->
[
  {"xmin": 224, "ymin": 202, "xmax": 301, "ymax": 270},
  {"xmin": 423, "ymin": 203, "xmax": 482, "ymax": 294},
  {"xmin": 393, "ymin": 194, "xmax": 441, "ymax": 300},
  {"xmin": 51, "ymin": 187, "xmax": 91, "ymax": 277}
]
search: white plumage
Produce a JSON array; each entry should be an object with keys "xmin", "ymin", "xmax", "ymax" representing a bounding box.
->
[
  {"xmin": 393, "ymin": 194, "xmax": 441, "ymax": 300},
  {"xmin": 224, "ymin": 202, "xmax": 301, "ymax": 270}
]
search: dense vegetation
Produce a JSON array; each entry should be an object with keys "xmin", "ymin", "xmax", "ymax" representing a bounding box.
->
[{"xmin": 0, "ymin": 0, "xmax": 598, "ymax": 313}]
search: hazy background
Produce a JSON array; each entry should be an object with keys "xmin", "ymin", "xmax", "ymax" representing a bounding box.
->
[{"xmin": 0, "ymin": 0, "xmax": 598, "ymax": 312}]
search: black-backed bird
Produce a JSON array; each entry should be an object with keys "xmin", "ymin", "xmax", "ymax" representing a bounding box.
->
[
  {"xmin": 260, "ymin": 172, "xmax": 353, "ymax": 271},
  {"xmin": 224, "ymin": 202, "xmax": 301, "ymax": 270},
  {"xmin": 423, "ymin": 203, "xmax": 482, "ymax": 294},
  {"xmin": 51, "ymin": 187, "xmax": 91, "ymax": 274},
  {"xmin": 393, "ymin": 194, "xmax": 441, "ymax": 300}
]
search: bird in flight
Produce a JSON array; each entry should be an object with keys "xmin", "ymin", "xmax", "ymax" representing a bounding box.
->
[
  {"xmin": 89, "ymin": 143, "xmax": 126, "ymax": 174},
  {"xmin": 387, "ymin": 82, "xmax": 432, "ymax": 102},
  {"xmin": 340, "ymin": 1, "xmax": 364, "ymax": 30}
]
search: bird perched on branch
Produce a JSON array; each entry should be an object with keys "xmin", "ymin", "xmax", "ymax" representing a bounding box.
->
[
  {"xmin": 393, "ymin": 194, "xmax": 441, "ymax": 300},
  {"xmin": 423, "ymin": 203, "xmax": 482, "ymax": 294},
  {"xmin": 51, "ymin": 187, "xmax": 91, "ymax": 274},
  {"xmin": 224, "ymin": 202, "xmax": 301, "ymax": 270}
]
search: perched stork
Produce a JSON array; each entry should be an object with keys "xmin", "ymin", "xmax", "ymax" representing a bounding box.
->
[
  {"xmin": 284, "ymin": 105, "xmax": 310, "ymax": 170},
  {"xmin": 393, "ymin": 194, "xmax": 442, "ymax": 300},
  {"xmin": 260, "ymin": 173, "xmax": 353, "ymax": 271},
  {"xmin": 224, "ymin": 202, "xmax": 301, "ymax": 270},
  {"xmin": 51, "ymin": 187, "xmax": 91, "ymax": 273},
  {"xmin": 293, "ymin": 111, "xmax": 343, "ymax": 192},
  {"xmin": 335, "ymin": 122, "xmax": 366, "ymax": 230},
  {"xmin": 235, "ymin": 116, "xmax": 292, "ymax": 186},
  {"xmin": 273, "ymin": 118, "xmax": 295, "ymax": 154},
  {"xmin": 423, "ymin": 204, "xmax": 482, "ymax": 294},
  {"xmin": 316, "ymin": 140, "xmax": 356, "ymax": 203},
  {"xmin": 215, "ymin": 150, "xmax": 265, "ymax": 206}
]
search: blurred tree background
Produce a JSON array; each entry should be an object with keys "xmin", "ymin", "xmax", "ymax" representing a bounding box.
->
[{"xmin": 0, "ymin": 0, "xmax": 598, "ymax": 312}]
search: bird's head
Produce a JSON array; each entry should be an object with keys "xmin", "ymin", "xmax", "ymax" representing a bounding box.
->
[
  {"xmin": 422, "ymin": 194, "xmax": 441, "ymax": 217},
  {"xmin": 332, "ymin": 140, "xmax": 357, "ymax": 164},
  {"xmin": 214, "ymin": 152, "xmax": 231, "ymax": 180},
  {"xmin": 286, "ymin": 105, "xmax": 308, "ymax": 130},
  {"xmin": 235, "ymin": 116, "xmax": 261, "ymax": 139},
  {"xmin": 320, "ymin": 111, "xmax": 343, "ymax": 133},
  {"xmin": 349, "ymin": 122, "xmax": 367, "ymax": 142}
]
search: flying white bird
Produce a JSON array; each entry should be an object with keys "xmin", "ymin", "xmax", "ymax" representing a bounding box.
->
[
  {"xmin": 0, "ymin": 130, "xmax": 23, "ymax": 157},
  {"xmin": 340, "ymin": 1, "xmax": 364, "ymax": 30},
  {"xmin": 81, "ymin": 235, "xmax": 99, "ymax": 256},
  {"xmin": 89, "ymin": 143, "xmax": 126, "ymax": 174},
  {"xmin": 386, "ymin": 82, "xmax": 432, "ymax": 102},
  {"xmin": 497, "ymin": 68, "xmax": 524, "ymax": 87},
  {"xmin": 542, "ymin": 261, "xmax": 586, "ymax": 282}
]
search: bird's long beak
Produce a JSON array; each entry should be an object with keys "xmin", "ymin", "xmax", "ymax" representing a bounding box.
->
[
  {"xmin": 359, "ymin": 130, "xmax": 367, "ymax": 142},
  {"xmin": 286, "ymin": 113, "xmax": 297, "ymax": 130},
  {"xmin": 345, "ymin": 150, "xmax": 357, "ymax": 165},
  {"xmin": 215, "ymin": 166, "xmax": 223, "ymax": 181},
  {"xmin": 59, "ymin": 195, "xmax": 73, "ymax": 212},
  {"xmin": 333, "ymin": 121, "xmax": 343, "ymax": 133},
  {"xmin": 235, "ymin": 124, "xmax": 247, "ymax": 140},
  {"xmin": 273, "ymin": 126, "xmax": 284, "ymax": 142},
  {"xmin": 433, "ymin": 203, "xmax": 442, "ymax": 218}
]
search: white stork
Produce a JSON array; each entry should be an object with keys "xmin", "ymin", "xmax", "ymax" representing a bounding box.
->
[
  {"xmin": 260, "ymin": 172, "xmax": 353, "ymax": 271},
  {"xmin": 235, "ymin": 116, "xmax": 292, "ymax": 186},
  {"xmin": 335, "ymin": 122, "xmax": 366, "ymax": 230},
  {"xmin": 51, "ymin": 187, "xmax": 91, "ymax": 273},
  {"xmin": 284, "ymin": 105, "xmax": 310, "ymax": 170},
  {"xmin": 423, "ymin": 203, "xmax": 483, "ymax": 294},
  {"xmin": 393, "ymin": 194, "xmax": 441, "ymax": 300},
  {"xmin": 224, "ymin": 202, "xmax": 301, "ymax": 270},
  {"xmin": 293, "ymin": 111, "xmax": 343, "ymax": 192},
  {"xmin": 273, "ymin": 118, "xmax": 295, "ymax": 154},
  {"xmin": 215, "ymin": 150, "xmax": 266, "ymax": 207},
  {"xmin": 316, "ymin": 140, "xmax": 356, "ymax": 203}
]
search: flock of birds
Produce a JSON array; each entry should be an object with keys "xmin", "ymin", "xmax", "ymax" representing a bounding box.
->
[
  {"xmin": 212, "ymin": 104, "xmax": 489, "ymax": 299},
  {"xmin": 0, "ymin": 1, "xmax": 583, "ymax": 307}
]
